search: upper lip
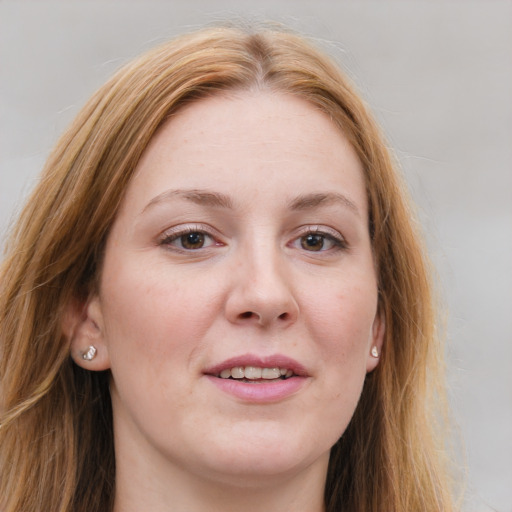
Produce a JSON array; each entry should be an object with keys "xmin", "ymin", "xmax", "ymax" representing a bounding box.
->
[{"xmin": 204, "ymin": 354, "xmax": 309, "ymax": 377}]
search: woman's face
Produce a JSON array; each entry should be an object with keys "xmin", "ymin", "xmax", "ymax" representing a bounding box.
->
[{"xmin": 74, "ymin": 91, "xmax": 384, "ymax": 487}]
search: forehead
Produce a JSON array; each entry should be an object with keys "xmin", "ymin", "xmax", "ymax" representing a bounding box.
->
[{"xmin": 126, "ymin": 90, "xmax": 367, "ymax": 215}]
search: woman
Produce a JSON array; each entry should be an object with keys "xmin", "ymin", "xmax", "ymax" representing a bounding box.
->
[{"xmin": 0, "ymin": 25, "xmax": 454, "ymax": 511}]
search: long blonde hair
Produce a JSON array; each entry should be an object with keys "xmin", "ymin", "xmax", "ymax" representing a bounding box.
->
[{"xmin": 0, "ymin": 25, "xmax": 453, "ymax": 511}]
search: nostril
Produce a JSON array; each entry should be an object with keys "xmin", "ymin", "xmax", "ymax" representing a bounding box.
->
[{"xmin": 233, "ymin": 309, "xmax": 296, "ymax": 325}]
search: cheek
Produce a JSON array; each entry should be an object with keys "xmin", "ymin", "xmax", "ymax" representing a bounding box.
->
[
  {"xmin": 302, "ymin": 277, "xmax": 378, "ymax": 427},
  {"xmin": 306, "ymin": 279, "xmax": 378, "ymax": 359},
  {"xmin": 99, "ymin": 258, "xmax": 222, "ymax": 373},
  {"xmin": 98, "ymin": 259, "xmax": 225, "ymax": 440}
]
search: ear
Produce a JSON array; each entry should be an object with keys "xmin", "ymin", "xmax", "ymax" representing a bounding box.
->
[
  {"xmin": 63, "ymin": 295, "xmax": 111, "ymax": 371},
  {"xmin": 366, "ymin": 309, "xmax": 385, "ymax": 373}
]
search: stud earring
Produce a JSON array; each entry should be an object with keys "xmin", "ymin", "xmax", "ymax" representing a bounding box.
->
[
  {"xmin": 371, "ymin": 346, "xmax": 379, "ymax": 358},
  {"xmin": 81, "ymin": 345, "xmax": 97, "ymax": 361}
]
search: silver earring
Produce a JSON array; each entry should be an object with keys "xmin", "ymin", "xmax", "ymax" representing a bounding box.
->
[
  {"xmin": 371, "ymin": 346, "xmax": 379, "ymax": 358},
  {"xmin": 82, "ymin": 345, "xmax": 97, "ymax": 361}
]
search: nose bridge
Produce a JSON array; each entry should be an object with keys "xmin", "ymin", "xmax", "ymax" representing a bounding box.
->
[
  {"xmin": 245, "ymin": 237, "xmax": 286, "ymax": 294},
  {"xmin": 225, "ymin": 231, "xmax": 298, "ymax": 326}
]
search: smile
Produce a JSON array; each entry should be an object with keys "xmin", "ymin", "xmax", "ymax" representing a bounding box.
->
[
  {"xmin": 218, "ymin": 366, "xmax": 294, "ymax": 381},
  {"xmin": 204, "ymin": 354, "xmax": 308, "ymax": 402}
]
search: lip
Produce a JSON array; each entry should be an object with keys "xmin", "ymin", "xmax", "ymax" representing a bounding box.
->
[{"xmin": 203, "ymin": 353, "xmax": 309, "ymax": 403}]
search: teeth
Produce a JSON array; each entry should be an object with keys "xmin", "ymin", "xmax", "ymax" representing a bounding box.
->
[
  {"xmin": 218, "ymin": 366, "xmax": 294, "ymax": 380},
  {"xmin": 219, "ymin": 369, "xmax": 231, "ymax": 378},
  {"xmin": 244, "ymin": 366, "xmax": 262, "ymax": 379},
  {"xmin": 261, "ymin": 367, "xmax": 281, "ymax": 379},
  {"xmin": 231, "ymin": 366, "xmax": 244, "ymax": 379}
]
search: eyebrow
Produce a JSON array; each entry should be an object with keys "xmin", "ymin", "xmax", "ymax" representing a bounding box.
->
[
  {"xmin": 142, "ymin": 188, "xmax": 234, "ymax": 214},
  {"xmin": 141, "ymin": 188, "xmax": 359, "ymax": 216},
  {"xmin": 288, "ymin": 192, "xmax": 360, "ymax": 216}
]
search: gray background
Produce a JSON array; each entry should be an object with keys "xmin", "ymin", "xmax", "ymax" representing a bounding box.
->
[{"xmin": 1, "ymin": 1, "xmax": 511, "ymax": 510}]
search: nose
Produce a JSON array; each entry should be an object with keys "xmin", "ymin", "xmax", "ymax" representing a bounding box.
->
[{"xmin": 224, "ymin": 245, "xmax": 299, "ymax": 328}]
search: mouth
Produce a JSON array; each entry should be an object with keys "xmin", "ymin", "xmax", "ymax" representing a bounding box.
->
[
  {"xmin": 217, "ymin": 365, "xmax": 295, "ymax": 383},
  {"xmin": 203, "ymin": 354, "xmax": 308, "ymax": 396}
]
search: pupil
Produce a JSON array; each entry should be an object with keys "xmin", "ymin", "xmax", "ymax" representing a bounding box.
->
[
  {"xmin": 182, "ymin": 232, "xmax": 204, "ymax": 249},
  {"xmin": 302, "ymin": 234, "xmax": 323, "ymax": 251}
]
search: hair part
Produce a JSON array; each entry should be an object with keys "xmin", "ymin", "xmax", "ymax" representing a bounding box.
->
[{"xmin": 0, "ymin": 24, "xmax": 454, "ymax": 511}]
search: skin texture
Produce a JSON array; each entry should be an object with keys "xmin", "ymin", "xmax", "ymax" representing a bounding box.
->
[{"xmin": 70, "ymin": 91, "xmax": 384, "ymax": 512}]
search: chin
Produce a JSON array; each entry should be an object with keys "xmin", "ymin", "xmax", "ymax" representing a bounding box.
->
[
  {"xmin": 199, "ymin": 453, "xmax": 328, "ymax": 489},
  {"xmin": 188, "ymin": 422, "xmax": 332, "ymax": 485}
]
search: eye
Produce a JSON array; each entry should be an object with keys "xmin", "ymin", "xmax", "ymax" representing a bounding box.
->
[
  {"xmin": 160, "ymin": 227, "xmax": 218, "ymax": 251},
  {"xmin": 300, "ymin": 233, "xmax": 329, "ymax": 252},
  {"xmin": 178, "ymin": 231, "xmax": 209, "ymax": 250},
  {"xmin": 291, "ymin": 228, "xmax": 346, "ymax": 253}
]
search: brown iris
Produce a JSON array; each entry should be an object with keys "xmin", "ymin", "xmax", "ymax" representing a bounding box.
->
[
  {"xmin": 181, "ymin": 232, "xmax": 205, "ymax": 249},
  {"xmin": 300, "ymin": 233, "xmax": 325, "ymax": 251}
]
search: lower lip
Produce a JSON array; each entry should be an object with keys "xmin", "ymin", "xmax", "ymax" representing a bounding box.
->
[{"xmin": 205, "ymin": 375, "xmax": 307, "ymax": 403}]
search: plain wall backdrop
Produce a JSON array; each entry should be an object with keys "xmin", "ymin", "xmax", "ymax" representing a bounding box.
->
[{"xmin": 1, "ymin": 1, "xmax": 511, "ymax": 510}]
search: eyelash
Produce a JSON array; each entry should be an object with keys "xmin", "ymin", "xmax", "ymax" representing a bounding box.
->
[
  {"xmin": 291, "ymin": 226, "xmax": 347, "ymax": 253},
  {"xmin": 159, "ymin": 225, "xmax": 219, "ymax": 252},
  {"xmin": 159, "ymin": 225, "xmax": 347, "ymax": 253}
]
